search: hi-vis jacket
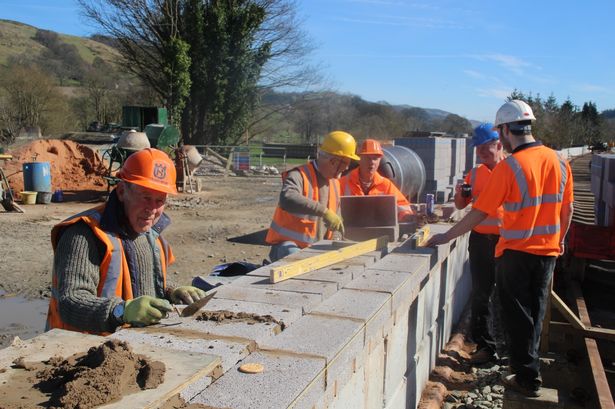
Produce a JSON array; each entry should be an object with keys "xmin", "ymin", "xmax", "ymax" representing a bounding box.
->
[
  {"xmin": 463, "ymin": 164, "xmax": 503, "ymax": 235},
  {"xmin": 266, "ymin": 162, "xmax": 340, "ymax": 248},
  {"xmin": 340, "ymin": 168, "xmax": 414, "ymax": 220},
  {"xmin": 46, "ymin": 204, "xmax": 174, "ymax": 333},
  {"xmin": 474, "ymin": 144, "xmax": 573, "ymax": 257}
]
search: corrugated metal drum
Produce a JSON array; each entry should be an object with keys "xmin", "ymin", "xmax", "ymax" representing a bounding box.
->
[{"xmin": 378, "ymin": 145, "xmax": 425, "ymax": 201}]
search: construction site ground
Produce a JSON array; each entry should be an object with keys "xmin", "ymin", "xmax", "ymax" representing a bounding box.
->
[{"xmin": 0, "ymin": 175, "xmax": 279, "ymax": 348}]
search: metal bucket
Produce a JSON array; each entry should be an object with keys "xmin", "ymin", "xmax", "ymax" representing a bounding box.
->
[{"xmin": 378, "ymin": 145, "xmax": 426, "ymax": 202}]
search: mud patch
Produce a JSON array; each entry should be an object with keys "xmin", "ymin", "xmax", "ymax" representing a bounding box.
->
[
  {"xmin": 0, "ymin": 339, "xmax": 165, "ymax": 409},
  {"xmin": 196, "ymin": 310, "xmax": 286, "ymax": 330}
]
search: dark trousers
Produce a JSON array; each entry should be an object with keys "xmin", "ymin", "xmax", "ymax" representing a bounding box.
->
[
  {"xmin": 468, "ymin": 231, "xmax": 498, "ymax": 352},
  {"xmin": 496, "ymin": 249, "xmax": 556, "ymax": 387}
]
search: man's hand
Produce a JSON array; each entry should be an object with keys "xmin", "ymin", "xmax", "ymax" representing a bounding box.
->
[
  {"xmin": 169, "ymin": 286, "xmax": 206, "ymax": 305},
  {"xmin": 425, "ymin": 233, "xmax": 450, "ymax": 247},
  {"xmin": 124, "ymin": 296, "xmax": 173, "ymax": 326},
  {"xmin": 323, "ymin": 209, "xmax": 345, "ymax": 235}
]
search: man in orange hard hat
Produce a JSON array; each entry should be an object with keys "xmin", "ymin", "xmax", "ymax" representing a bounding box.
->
[
  {"xmin": 47, "ymin": 148, "xmax": 206, "ymax": 334},
  {"xmin": 266, "ymin": 130, "xmax": 359, "ymax": 261},
  {"xmin": 340, "ymin": 139, "xmax": 415, "ymax": 222},
  {"xmin": 427, "ymin": 100, "xmax": 574, "ymax": 397}
]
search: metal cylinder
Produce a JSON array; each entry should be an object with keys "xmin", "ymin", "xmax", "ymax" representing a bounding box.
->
[{"xmin": 378, "ymin": 145, "xmax": 425, "ymax": 202}]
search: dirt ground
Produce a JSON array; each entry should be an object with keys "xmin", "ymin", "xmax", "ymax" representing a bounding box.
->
[{"xmin": 0, "ymin": 175, "xmax": 281, "ymax": 348}]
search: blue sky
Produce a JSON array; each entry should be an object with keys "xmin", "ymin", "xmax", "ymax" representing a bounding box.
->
[{"xmin": 3, "ymin": 0, "xmax": 615, "ymax": 121}]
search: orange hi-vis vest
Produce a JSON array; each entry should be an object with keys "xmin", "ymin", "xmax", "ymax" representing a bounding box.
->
[
  {"xmin": 46, "ymin": 204, "xmax": 174, "ymax": 333},
  {"xmin": 474, "ymin": 145, "xmax": 573, "ymax": 257},
  {"xmin": 266, "ymin": 162, "xmax": 340, "ymax": 248},
  {"xmin": 340, "ymin": 168, "xmax": 414, "ymax": 220},
  {"xmin": 465, "ymin": 164, "xmax": 502, "ymax": 235}
]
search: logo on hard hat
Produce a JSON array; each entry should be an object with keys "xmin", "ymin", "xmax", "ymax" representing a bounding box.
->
[{"xmin": 153, "ymin": 162, "xmax": 167, "ymax": 182}]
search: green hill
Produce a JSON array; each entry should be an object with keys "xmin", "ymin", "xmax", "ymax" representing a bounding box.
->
[{"xmin": 0, "ymin": 19, "xmax": 120, "ymax": 67}]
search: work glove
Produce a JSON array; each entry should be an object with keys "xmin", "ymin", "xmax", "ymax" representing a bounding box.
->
[
  {"xmin": 169, "ymin": 286, "xmax": 206, "ymax": 305},
  {"xmin": 124, "ymin": 296, "xmax": 173, "ymax": 327},
  {"xmin": 323, "ymin": 209, "xmax": 345, "ymax": 236}
]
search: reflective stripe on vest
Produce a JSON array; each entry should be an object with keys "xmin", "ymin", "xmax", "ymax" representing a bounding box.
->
[
  {"xmin": 502, "ymin": 156, "xmax": 568, "ymax": 211},
  {"xmin": 270, "ymin": 220, "xmax": 317, "ymax": 245},
  {"xmin": 469, "ymin": 166, "xmax": 501, "ymax": 230},
  {"xmin": 500, "ymin": 155, "xmax": 565, "ymax": 240}
]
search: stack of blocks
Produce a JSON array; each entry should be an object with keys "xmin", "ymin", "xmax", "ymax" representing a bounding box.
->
[
  {"xmin": 591, "ymin": 153, "xmax": 615, "ymax": 226},
  {"xmin": 394, "ymin": 137, "xmax": 467, "ymax": 203}
]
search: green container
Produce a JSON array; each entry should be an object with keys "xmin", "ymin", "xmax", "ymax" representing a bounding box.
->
[
  {"xmin": 144, "ymin": 124, "xmax": 180, "ymax": 148},
  {"xmin": 122, "ymin": 106, "xmax": 168, "ymax": 131}
]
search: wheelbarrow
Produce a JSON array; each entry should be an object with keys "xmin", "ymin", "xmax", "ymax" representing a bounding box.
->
[{"xmin": 0, "ymin": 154, "xmax": 24, "ymax": 213}]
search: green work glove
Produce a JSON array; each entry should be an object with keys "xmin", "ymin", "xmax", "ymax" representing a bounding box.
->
[
  {"xmin": 124, "ymin": 296, "xmax": 173, "ymax": 327},
  {"xmin": 323, "ymin": 209, "xmax": 345, "ymax": 235},
  {"xmin": 169, "ymin": 286, "xmax": 206, "ymax": 305}
]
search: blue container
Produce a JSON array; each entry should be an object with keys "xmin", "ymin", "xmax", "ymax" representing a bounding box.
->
[
  {"xmin": 425, "ymin": 193, "xmax": 435, "ymax": 215},
  {"xmin": 23, "ymin": 162, "xmax": 52, "ymax": 192}
]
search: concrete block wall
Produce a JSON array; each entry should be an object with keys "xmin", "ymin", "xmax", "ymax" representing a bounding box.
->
[
  {"xmin": 77, "ymin": 225, "xmax": 469, "ymax": 408},
  {"xmin": 591, "ymin": 153, "xmax": 615, "ymax": 226}
]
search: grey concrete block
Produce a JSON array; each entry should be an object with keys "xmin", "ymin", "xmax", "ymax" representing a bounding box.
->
[
  {"xmin": 190, "ymin": 351, "xmax": 326, "ymax": 409},
  {"xmin": 341, "ymin": 195, "xmax": 397, "ymax": 227},
  {"xmin": 212, "ymin": 284, "xmax": 322, "ymax": 313},
  {"xmin": 110, "ymin": 328, "xmax": 250, "ymax": 374},
  {"xmin": 345, "ymin": 225, "xmax": 399, "ymax": 242},
  {"xmin": 230, "ymin": 274, "xmax": 340, "ymax": 299},
  {"xmin": 259, "ymin": 314, "xmax": 365, "ymax": 388},
  {"xmin": 311, "ymin": 288, "xmax": 391, "ymax": 343}
]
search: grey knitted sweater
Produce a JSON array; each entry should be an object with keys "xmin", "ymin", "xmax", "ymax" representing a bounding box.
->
[{"xmin": 52, "ymin": 191, "xmax": 171, "ymax": 333}]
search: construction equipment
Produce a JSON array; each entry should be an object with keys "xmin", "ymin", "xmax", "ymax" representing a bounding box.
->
[
  {"xmin": 270, "ymin": 236, "xmax": 389, "ymax": 283},
  {"xmin": 0, "ymin": 154, "xmax": 24, "ymax": 213},
  {"xmin": 180, "ymin": 291, "xmax": 217, "ymax": 317}
]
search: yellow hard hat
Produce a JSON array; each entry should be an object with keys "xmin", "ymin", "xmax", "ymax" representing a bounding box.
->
[{"xmin": 320, "ymin": 131, "xmax": 360, "ymax": 161}]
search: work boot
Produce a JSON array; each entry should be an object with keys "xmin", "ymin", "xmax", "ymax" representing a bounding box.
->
[
  {"xmin": 470, "ymin": 347, "xmax": 497, "ymax": 365},
  {"xmin": 501, "ymin": 373, "xmax": 541, "ymax": 397}
]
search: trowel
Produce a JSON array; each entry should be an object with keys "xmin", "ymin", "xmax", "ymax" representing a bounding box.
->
[{"xmin": 178, "ymin": 290, "xmax": 217, "ymax": 317}]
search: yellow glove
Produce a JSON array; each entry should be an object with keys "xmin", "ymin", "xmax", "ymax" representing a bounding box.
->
[
  {"xmin": 169, "ymin": 286, "xmax": 206, "ymax": 305},
  {"xmin": 123, "ymin": 296, "xmax": 172, "ymax": 327},
  {"xmin": 323, "ymin": 209, "xmax": 345, "ymax": 235}
]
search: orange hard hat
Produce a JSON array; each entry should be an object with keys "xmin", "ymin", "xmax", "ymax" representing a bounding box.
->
[
  {"xmin": 118, "ymin": 148, "xmax": 177, "ymax": 194},
  {"xmin": 358, "ymin": 139, "xmax": 383, "ymax": 156}
]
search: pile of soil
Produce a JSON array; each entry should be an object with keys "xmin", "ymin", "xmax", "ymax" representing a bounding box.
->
[
  {"xmin": 0, "ymin": 339, "xmax": 165, "ymax": 409},
  {"xmin": 3, "ymin": 139, "xmax": 108, "ymax": 197}
]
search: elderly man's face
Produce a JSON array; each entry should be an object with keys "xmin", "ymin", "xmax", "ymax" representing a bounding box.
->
[
  {"xmin": 117, "ymin": 182, "xmax": 167, "ymax": 233},
  {"xmin": 476, "ymin": 140, "xmax": 502, "ymax": 168},
  {"xmin": 320, "ymin": 155, "xmax": 350, "ymax": 179},
  {"xmin": 359, "ymin": 154, "xmax": 381, "ymax": 178}
]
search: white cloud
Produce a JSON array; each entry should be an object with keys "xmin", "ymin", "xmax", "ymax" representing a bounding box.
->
[
  {"xmin": 473, "ymin": 54, "xmax": 533, "ymax": 75},
  {"xmin": 576, "ymin": 83, "xmax": 611, "ymax": 93},
  {"xmin": 464, "ymin": 70, "xmax": 484, "ymax": 79},
  {"xmin": 477, "ymin": 87, "xmax": 512, "ymax": 100}
]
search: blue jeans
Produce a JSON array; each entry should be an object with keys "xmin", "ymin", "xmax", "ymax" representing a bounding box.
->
[
  {"xmin": 268, "ymin": 241, "xmax": 300, "ymax": 262},
  {"xmin": 496, "ymin": 249, "xmax": 556, "ymax": 388}
]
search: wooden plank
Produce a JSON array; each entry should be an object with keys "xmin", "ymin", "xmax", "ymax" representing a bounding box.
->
[
  {"xmin": 550, "ymin": 290, "xmax": 585, "ymax": 330},
  {"xmin": 570, "ymin": 282, "xmax": 615, "ymax": 409},
  {"xmin": 270, "ymin": 236, "xmax": 388, "ymax": 283},
  {"xmin": 0, "ymin": 329, "xmax": 220, "ymax": 409}
]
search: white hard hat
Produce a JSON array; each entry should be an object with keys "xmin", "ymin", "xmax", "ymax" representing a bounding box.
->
[{"xmin": 493, "ymin": 100, "xmax": 536, "ymax": 128}]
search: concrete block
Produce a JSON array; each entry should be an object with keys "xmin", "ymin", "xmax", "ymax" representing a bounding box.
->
[
  {"xmin": 383, "ymin": 309, "xmax": 410, "ymax": 404},
  {"xmin": 384, "ymin": 376, "xmax": 408, "ymax": 409},
  {"xmin": 311, "ymin": 288, "xmax": 391, "ymax": 344},
  {"xmin": 345, "ymin": 225, "xmax": 399, "ymax": 242},
  {"xmin": 364, "ymin": 339, "xmax": 385, "ymax": 409},
  {"xmin": 230, "ymin": 274, "xmax": 340, "ymax": 299},
  {"xmin": 329, "ymin": 358, "xmax": 367, "ymax": 409},
  {"xmin": 341, "ymin": 195, "xmax": 397, "ymax": 227},
  {"xmin": 503, "ymin": 386, "xmax": 561, "ymax": 409},
  {"xmin": 259, "ymin": 314, "xmax": 365, "ymax": 388},
  {"xmin": 213, "ymin": 284, "xmax": 323, "ymax": 313},
  {"xmin": 110, "ymin": 327, "xmax": 251, "ymax": 374},
  {"xmin": 190, "ymin": 351, "xmax": 326, "ymax": 409},
  {"xmin": 368, "ymin": 252, "xmax": 429, "ymax": 274}
]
